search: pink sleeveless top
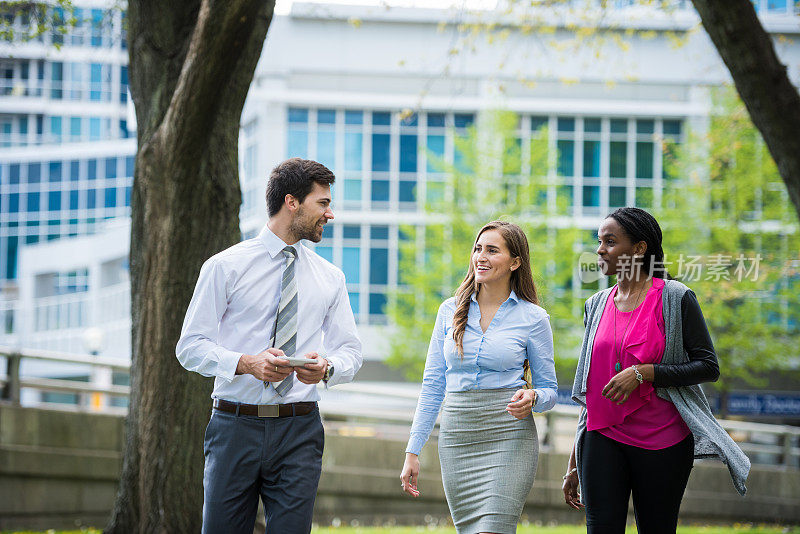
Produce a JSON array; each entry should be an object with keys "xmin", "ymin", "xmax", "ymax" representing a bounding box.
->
[{"xmin": 586, "ymin": 277, "xmax": 690, "ymax": 450}]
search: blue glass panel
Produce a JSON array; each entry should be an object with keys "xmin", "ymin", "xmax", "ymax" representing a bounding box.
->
[
  {"xmin": 663, "ymin": 120, "xmax": 682, "ymax": 136},
  {"xmin": 315, "ymin": 246, "xmax": 333, "ymax": 262},
  {"xmin": 558, "ymin": 117, "xmax": 575, "ymax": 132},
  {"xmin": 636, "ymin": 142, "xmax": 653, "ymax": 179},
  {"xmin": 344, "ymin": 179, "xmax": 361, "ymax": 201},
  {"xmin": 371, "ymin": 134, "xmax": 390, "ymax": 172},
  {"xmin": 343, "ymin": 225, "xmax": 361, "ymax": 239},
  {"xmin": 288, "ymin": 108, "xmax": 308, "ymax": 123},
  {"xmin": 399, "ymin": 181, "xmax": 416, "ymax": 202},
  {"xmin": 120, "ymin": 66, "xmax": 128, "ymax": 104},
  {"xmin": 70, "ymin": 117, "xmax": 81, "ymax": 138},
  {"xmin": 287, "ymin": 129, "xmax": 308, "ymax": 158},
  {"xmin": 610, "ymin": 142, "xmax": 626, "ymax": 178},
  {"xmin": 105, "ymin": 187, "xmax": 117, "ymax": 208},
  {"xmin": 372, "ymin": 112, "xmax": 391, "ymax": 126},
  {"xmin": 321, "ymin": 224, "xmax": 334, "ymax": 240},
  {"xmin": 371, "ymin": 180, "xmax": 389, "ymax": 201},
  {"xmin": 120, "ymin": 120, "xmax": 128, "ymax": 138},
  {"xmin": 426, "ymin": 135, "xmax": 445, "ymax": 172},
  {"xmin": 125, "ymin": 186, "xmax": 131, "ymax": 207},
  {"xmin": 49, "ymin": 162, "xmax": 62, "ymax": 183},
  {"xmin": 637, "ymin": 119, "xmax": 655, "ymax": 134},
  {"xmin": 90, "ymin": 63, "xmax": 102, "ymax": 101},
  {"xmin": 610, "ymin": 119, "xmax": 628, "ymax": 133},
  {"xmin": 27, "ymin": 192, "xmax": 40, "ymax": 211},
  {"xmin": 400, "ymin": 113, "xmax": 418, "ymax": 127},
  {"xmin": 69, "ymin": 161, "xmax": 79, "ymax": 181},
  {"xmin": 557, "ymin": 140, "xmax": 574, "ymax": 176},
  {"xmin": 6, "ymin": 236, "xmax": 18, "ymax": 279},
  {"xmin": 345, "ymin": 132, "xmax": 362, "ymax": 171},
  {"xmin": 583, "ymin": 140, "xmax": 600, "ymax": 178},
  {"xmin": 51, "ymin": 62, "xmax": 63, "ymax": 99},
  {"xmin": 342, "ymin": 247, "xmax": 360, "ymax": 283},
  {"xmin": 369, "ymin": 292, "xmax": 387, "ymax": 315},
  {"xmin": 317, "ymin": 130, "xmax": 335, "ymax": 169},
  {"xmin": 427, "ymin": 113, "xmax": 445, "ymax": 127},
  {"xmin": 531, "ymin": 116, "xmax": 548, "ymax": 133},
  {"xmin": 50, "ymin": 117, "xmax": 62, "ymax": 141},
  {"xmin": 9, "ymin": 193, "xmax": 19, "ymax": 213},
  {"xmin": 28, "ymin": 163, "xmax": 41, "ymax": 183},
  {"xmin": 454, "ymin": 113, "xmax": 474, "ymax": 128},
  {"xmin": 371, "ymin": 225, "xmax": 389, "ymax": 240},
  {"xmin": 610, "ymin": 186, "xmax": 627, "ymax": 207},
  {"xmin": 584, "ymin": 118, "xmax": 601, "ymax": 133},
  {"xmin": 69, "ymin": 190, "xmax": 79, "ymax": 210},
  {"xmin": 582, "ymin": 185, "xmax": 600, "ymax": 207},
  {"xmin": 345, "ymin": 110, "xmax": 363, "ymax": 125},
  {"xmin": 88, "ymin": 159, "xmax": 97, "ymax": 180},
  {"xmin": 318, "ymin": 109, "xmax": 336, "ymax": 124},
  {"xmin": 125, "ymin": 156, "xmax": 134, "ymax": 176},
  {"xmin": 348, "ymin": 292, "xmax": 360, "ymax": 314},
  {"xmin": 87, "ymin": 189, "xmax": 96, "ymax": 209},
  {"xmin": 400, "ymin": 134, "xmax": 417, "ymax": 172},
  {"xmin": 89, "ymin": 118, "xmax": 101, "ymax": 140},
  {"xmin": 48, "ymin": 191, "xmax": 61, "ymax": 211},
  {"xmin": 105, "ymin": 157, "xmax": 117, "ymax": 178},
  {"xmin": 9, "ymin": 164, "xmax": 20, "ymax": 184},
  {"xmin": 91, "ymin": 9, "xmax": 103, "ymax": 46}
]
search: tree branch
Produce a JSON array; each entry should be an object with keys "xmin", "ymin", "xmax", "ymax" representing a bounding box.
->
[{"xmin": 691, "ymin": 0, "xmax": 800, "ymax": 221}]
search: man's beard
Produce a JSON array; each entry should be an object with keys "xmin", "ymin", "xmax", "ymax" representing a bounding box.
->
[{"xmin": 290, "ymin": 209, "xmax": 323, "ymax": 243}]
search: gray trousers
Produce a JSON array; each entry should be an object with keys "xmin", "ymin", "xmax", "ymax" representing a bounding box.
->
[{"xmin": 201, "ymin": 405, "xmax": 324, "ymax": 534}]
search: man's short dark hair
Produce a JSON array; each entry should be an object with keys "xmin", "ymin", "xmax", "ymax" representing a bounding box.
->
[{"xmin": 266, "ymin": 158, "xmax": 335, "ymax": 217}]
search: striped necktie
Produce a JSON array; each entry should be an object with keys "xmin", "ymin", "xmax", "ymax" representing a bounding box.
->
[{"xmin": 272, "ymin": 246, "xmax": 298, "ymax": 396}]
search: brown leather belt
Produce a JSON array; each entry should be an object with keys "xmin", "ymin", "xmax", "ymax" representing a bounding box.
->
[{"xmin": 213, "ymin": 399, "xmax": 316, "ymax": 418}]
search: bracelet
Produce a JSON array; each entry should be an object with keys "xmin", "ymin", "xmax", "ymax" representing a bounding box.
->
[
  {"xmin": 631, "ymin": 365, "xmax": 644, "ymax": 384},
  {"xmin": 562, "ymin": 467, "xmax": 577, "ymax": 480}
]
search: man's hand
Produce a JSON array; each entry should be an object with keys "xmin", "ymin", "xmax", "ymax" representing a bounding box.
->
[
  {"xmin": 294, "ymin": 352, "xmax": 328, "ymax": 384},
  {"xmin": 236, "ymin": 349, "xmax": 293, "ymax": 382}
]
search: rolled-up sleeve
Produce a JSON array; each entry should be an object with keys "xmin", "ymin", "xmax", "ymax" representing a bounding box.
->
[
  {"xmin": 175, "ymin": 257, "xmax": 242, "ymax": 381},
  {"xmin": 321, "ymin": 271, "xmax": 362, "ymax": 387},
  {"xmin": 406, "ymin": 301, "xmax": 449, "ymax": 456},
  {"xmin": 527, "ymin": 312, "xmax": 558, "ymax": 413}
]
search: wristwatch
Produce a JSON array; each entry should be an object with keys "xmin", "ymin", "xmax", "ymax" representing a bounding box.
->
[{"xmin": 323, "ymin": 361, "xmax": 334, "ymax": 383}]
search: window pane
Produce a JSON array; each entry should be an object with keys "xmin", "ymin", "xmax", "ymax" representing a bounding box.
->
[
  {"xmin": 610, "ymin": 119, "xmax": 627, "ymax": 133},
  {"xmin": 105, "ymin": 157, "xmax": 117, "ymax": 179},
  {"xmin": 318, "ymin": 109, "xmax": 336, "ymax": 124},
  {"xmin": 344, "ymin": 132, "xmax": 362, "ymax": 171},
  {"xmin": 399, "ymin": 180, "xmax": 416, "ymax": 202},
  {"xmin": 342, "ymin": 247, "xmax": 360, "ymax": 283},
  {"xmin": 663, "ymin": 120, "xmax": 682, "ymax": 136},
  {"xmin": 372, "ymin": 112, "xmax": 391, "ymax": 126},
  {"xmin": 584, "ymin": 118, "xmax": 601, "ymax": 133},
  {"xmin": 345, "ymin": 110, "xmax": 363, "ymax": 125},
  {"xmin": 583, "ymin": 140, "xmax": 600, "ymax": 178},
  {"xmin": 557, "ymin": 140, "xmax": 574, "ymax": 176},
  {"xmin": 427, "ymin": 113, "xmax": 445, "ymax": 127},
  {"xmin": 371, "ymin": 134, "xmax": 390, "ymax": 172},
  {"xmin": 557, "ymin": 117, "xmax": 575, "ymax": 132},
  {"xmin": 636, "ymin": 142, "xmax": 653, "ymax": 179},
  {"xmin": 400, "ymin": 134, "xmax": 417, "ymax": 173},
  {"xmin": 105, "ymin": 187, "xmax": 116, "ymax": 208},
  {"xmin": 530, "ymin": 116, "xmax": 547, "ymax": 133},
  {"xmin": 610, "ymin": 141, "xmax": 627, "ymax": 178},
  {"xmin": 28, "ymin": 163, "xmax": 41, "ymax": 183},
  {"xmin": 317, "ymin": 130, "xmax": 335, "ymax": 169},
  {"xmin": 348, "ymin": 292, "xmax": 360, "ymax": 314},
  {"xmin": 371, "ymin": 180, "xmax": 389, "ymax": 201},
  {"xmin": 637, "ymin": 119, "xmax": 654, "ymax": 134},
  {"xmin": 426, "ymin": 135, "xmax": 445, "ymax": 172},
  {"xmin": 582, "ymin": 185, "xmax": 600, "ymax": 207},
  {"xmin": 369, "ymin": 292, "xmax": 387, "ymax": 315},
  {"xmin": 344, "ymin": 179, "xmax": 361, "ymax": 201},
  {"xmin": 343, "ymin": 225, "xmax": 361, "ymax": 239},
  {"xmin": 371, "ymin": 225, "xmax": 389, "ymax": 239},
  {"xmin": 48, "ymin": 191, "xmax": 61, "ymax": 211},
  {"xmin": 609, "ymin": 186, "xmax": 627, "ymax": 207},
  {"xmin": 454, "ymin": 113, "xmax": 474, "ymax": 128},
  {"xmin": 287, "ymin": 129, "xmax": 308, "ymax": 158},
  {"xmin": 288, "ymin": 108, "xmax": 308, "ymax": 123},
  {"xmin": 369, "ymin": 248, "xmax": 389, "ymax": 284}
]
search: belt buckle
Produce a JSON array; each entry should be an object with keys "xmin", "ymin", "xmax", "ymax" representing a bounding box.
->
[{"xmin": 257, "ymin": 404, "xmax": 279, "ymax": 418}]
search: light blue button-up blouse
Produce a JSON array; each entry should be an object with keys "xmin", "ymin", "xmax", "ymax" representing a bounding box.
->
[{"xmin": 406, "ymin": 291, "xmax": 559, "ymax": 455}]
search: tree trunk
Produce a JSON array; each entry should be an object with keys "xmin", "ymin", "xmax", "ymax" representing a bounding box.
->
[
  {"xmin": 106, "ymin": 2, "xmax": 274, "ymax": 532},
  {"xmin": 691, "ymin": 0, "xmax": 800, "ymax": 221}
]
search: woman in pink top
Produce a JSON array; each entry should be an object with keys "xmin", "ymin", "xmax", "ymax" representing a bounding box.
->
[{"xmin": 562, "ymin": 208, "xmax": 720, "ymax": 534}]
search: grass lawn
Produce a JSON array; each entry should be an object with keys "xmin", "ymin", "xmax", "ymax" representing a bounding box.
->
[{"xmin": 7, "ymin": 526, "xmax": 800, "ymax": 534}]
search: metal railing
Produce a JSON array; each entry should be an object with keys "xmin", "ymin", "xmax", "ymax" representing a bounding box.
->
[{"xmin": 1, "ymin": 346, "xmax": 799, "ymax": 468}]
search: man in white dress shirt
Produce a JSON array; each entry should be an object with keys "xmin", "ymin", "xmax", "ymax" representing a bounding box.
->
[{"xmin": 176, "ymin": 158, "xmax": 362, "ymax": 534}]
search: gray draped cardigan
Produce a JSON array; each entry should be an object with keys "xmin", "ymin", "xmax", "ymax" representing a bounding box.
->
[{"xmin": 571, "ymin": 279, "xmax": 750, "ymax": 496}]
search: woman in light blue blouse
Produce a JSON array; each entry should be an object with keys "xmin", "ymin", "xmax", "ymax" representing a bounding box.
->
[{"xmin": 400, "ymin": 220, "xmax": 558, "ymax": 534}]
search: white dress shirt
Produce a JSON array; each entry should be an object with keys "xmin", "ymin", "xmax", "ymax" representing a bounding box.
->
[{"xmin": 176, "ymin": 224, "xmax": 363, "ymax": 404}]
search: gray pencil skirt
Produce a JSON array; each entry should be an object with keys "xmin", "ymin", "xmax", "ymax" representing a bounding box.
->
[{"xmin": 438, "ymin": 388, "xmax": 539, "ymax": 534}]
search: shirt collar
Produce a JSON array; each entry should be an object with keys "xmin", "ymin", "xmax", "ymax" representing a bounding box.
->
[
  {"xmin": 258, "ymin": 224, "xmax": 295, "ymax": 259},
  {"xmin": 470, "ymin": 289, "xmax": 519, "ymax": 303}
]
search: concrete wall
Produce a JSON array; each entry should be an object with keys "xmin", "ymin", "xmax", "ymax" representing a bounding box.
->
[{"xmin": 1, "ymin": 404, "xmax": 798, "ymax": 530}]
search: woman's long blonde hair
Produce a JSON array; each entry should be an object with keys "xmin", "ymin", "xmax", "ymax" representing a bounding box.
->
[{"xmin": 452, "ymin": 221, "xmax": 540, "ymax": 357}]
